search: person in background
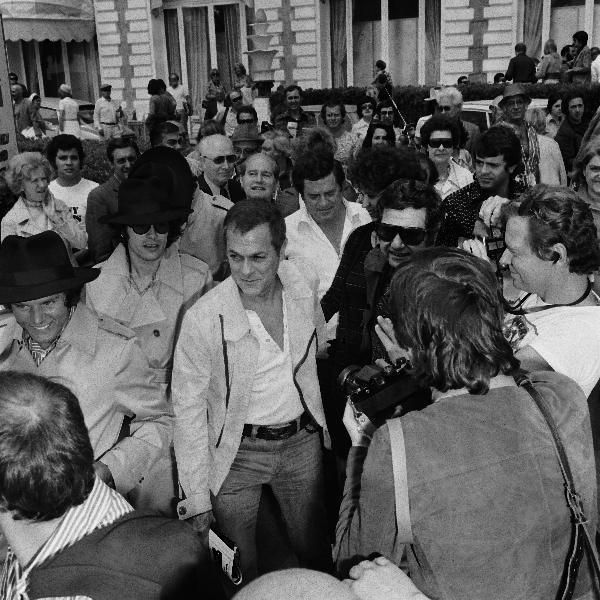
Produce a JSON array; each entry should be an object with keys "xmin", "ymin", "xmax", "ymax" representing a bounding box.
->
[
  {"xmin": 335, "ymin": 245, "xmax": 597, "ymax": 600},
  {"xmin": 167, "ymin": 73, "xmax": 192, "ymax": 144},
  {"xmin": 536, "ymin": 39, "xmax": 562, "ymax": 83},
  {"xmin": 321, "ymin": 99, "xmax": 355, "ymax": 167},
  {"xmin": 351, "ymin": 96, "xmax": 376, "ymax": 150},
  {"xmin": 238, "ymin": 152, "xmax": 279, "ymax": 203},
  {"xmin": 525, "ymin": 107, "xmax": 549, "ymax": 136},
  {"xmin": 233, "ymin": 62, "xmax": 254, "ymax": 106},
  {"xmin": 0, "ymin": 371, "xmax": 213, "ymax": 600},
  {"xmin": 545, "ymin": 92, "xmax": 564, "ymax": 139},
  {"xmin": 273, "ymin": 85, "xmax": 317, "ymax": 137},
  {"xmin": 57, "ymin": 83, "xmax": 81, "ymax": 138},
  {"xmin": 421, "ymin": 115, "xmax": 473, "ymax": 200},
  {"xmin": 204, "ymin": 68, "xmax": 226, "ymax": 121},
  {"xmin": 47, "ymin": 134, "xmax": 98, "ymax": 243},
  {"xmin": 567, "ymin": 30, "xmax": 592, "ymax": 84},
  {"xmin": 262, "ymin": 129, "xmax": 298, "ymax": 217},
  {"xmin": 372, "ymin": 60, "xmax": 393, "ymax": 97},
  {"xmin": 457, "ymin": 75, "xmax": 469, "ymax": 86},
  {"xmin": 94, "ymin": 83, "xmax": 121, "ymax": 139},
  {"xmin": 86, "ymin": 136, "xmax": 140, "ymax": 264},
  {"xmin": 555, "ymin": 89, "xmax": 589, "ymax": 175},
  {"xmin": 231, "ymin": 122, "xmax": 263, "ymax": 170},
  {"xmin": 20, "ymin": 93, "xmax": 47, "ymax": 139},
  {"xmin": 11, "ymin": 83, "xmax": 28, "ymax": 134},
  {"xmin": 1, "ymin": 152, "xmax": 86, "ymax": 250},
  {"xmin": 150, "ymin": 120, "xmax": 183, "ymax": 152},
  {"xmin": 362, "ymin": 122, "xmax": 395, "ymax": 150},
  {"xmin": 572, "ymin": 138, "xmax": 600, "ymax": 234},
  {"xmin": 505, "ymin": 42, "xmax": 537, "ymax": 83},
  {"xmin": 146, "ymin": 78, "xmax": 177, "ymax": 134},
  {"xmin": 365, "ymin": 84, "xmax": 379, "ymax": 105},
  {"xmin": 375, "ymin": 101, "xmax": 403, "ymax": 143},
  {"xmin": 216, "ymin": 90, "xmax": 246, "ymax": 137},
  {"xmin": 493, "ymin": 72, "xmax": 506, "ymax": 84},
  {"xmin": 591, "ymin": 46, "xmax": 600, "ymax": 83},
  {"xmin": 8, "ymin": 71, "xmax": 17, "ymax": 86},
  {"xmin": 237, "ymin": 104, "xmax": 259, "ymax": 126}
]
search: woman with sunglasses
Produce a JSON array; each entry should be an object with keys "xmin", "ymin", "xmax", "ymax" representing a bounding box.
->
[
  {"xmin": 420, "ymin": 115, "xmax": 473, "ymax": 200},
  {"xmin": 351, "ymin": 96, "xmax": 377, "ymax": 150}
]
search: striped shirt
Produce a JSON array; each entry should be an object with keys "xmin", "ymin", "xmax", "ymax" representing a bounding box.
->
[{"xmin": 0, "ymin": 477, "xmax": 132, "ymax": 600}]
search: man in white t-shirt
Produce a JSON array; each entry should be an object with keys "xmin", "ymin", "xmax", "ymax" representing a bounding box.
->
[
  {"xmin": 47, "ymin": 134, "xmax": 98, "ymax": 249},
  {"xmin": 167, "ymin": 73, "xmax": 191, "ymax": 142},
  {"xmin": 497, "ymin": 186, "xmax": 600, "ymax": 397}
]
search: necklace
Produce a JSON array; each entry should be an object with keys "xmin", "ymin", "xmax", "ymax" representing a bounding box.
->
[{"xmin": 503, "ymin": 279, "xmax": 593, "ymax": 315}]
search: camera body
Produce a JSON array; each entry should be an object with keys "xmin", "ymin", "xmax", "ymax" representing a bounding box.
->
[
  {"xmin": 338, "ymin": 359, "xmax": 431, "ymax": 434},
  {"xmin": 209, "ymin": 529, "xmax": 242, "ymax": 585}
]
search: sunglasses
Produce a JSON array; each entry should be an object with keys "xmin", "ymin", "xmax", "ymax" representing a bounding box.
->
[
  {"xmin": 376, "ymin": 224, "xmax": 427, "ymax": 245},
  {"xmin": 203, "ymin": 154, "xmax": 237, "ymax": 165},
  {"xmin": 428, "ymin": 138, "xmax": 454, "ymax": 149},
  {"xmin": 231, "ymin": 96, "xmax": 243, "ymax": 102},
  {"xmin": 131, "ymin": 222, "xmax": 169, "ymax": 235},
  {"xmin": 238, "ymin": 118, "xmax": 255, "ymax": 124},
  {"xmin": 437, "ymin": 105, "xmax": 454, "ymax": 113},
  {"xmin": 361, "ymin": 104, "xmax": 375, "ymax": 110}
]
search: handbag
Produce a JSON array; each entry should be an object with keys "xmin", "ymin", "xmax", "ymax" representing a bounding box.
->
[{"xmin": 517, "ymin": 373, "xmax": 600, "ymax": 599}]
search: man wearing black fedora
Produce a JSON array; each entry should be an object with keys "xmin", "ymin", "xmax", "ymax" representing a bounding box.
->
[{"xmin": 0, "ymin": 231, "xmax": 171, "ymax": 509}]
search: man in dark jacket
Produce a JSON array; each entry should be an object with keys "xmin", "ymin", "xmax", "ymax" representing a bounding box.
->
[
  {"xmin": 555, "ymin": 90, "xmax": 589, "ymax": 174},
  {"xmin": 0, "ymin": 371, "xmax": 221, "ymax": 600},
  {"xmin": 505, "ymin": 43, "xmax": 537, "ymax": 83}
]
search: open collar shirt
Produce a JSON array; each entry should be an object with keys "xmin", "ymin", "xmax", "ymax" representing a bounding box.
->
[
  {"xmin": 285, "ymin": 198, "xmax": 371, "ymax": 341},
  {"xmin": 1, "ymin": 477, "xmax": 132, "ymax": 600}
]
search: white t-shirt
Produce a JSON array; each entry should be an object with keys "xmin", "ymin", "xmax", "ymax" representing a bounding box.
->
[
  {"xmin": 508, "ymin": 293, "xmax": 600, "ymax": 396},
  {"xmin": 49, "ymin": 177, "xmax": 99, "ymax": 228},
  {"xmin": 167, "ymin": 84, "xmax": 189, "ymax": 111}
]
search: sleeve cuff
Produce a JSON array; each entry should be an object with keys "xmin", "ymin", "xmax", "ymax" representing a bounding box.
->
[{"xmin": 176, "ymin": 492, "xmax": 211, "ymax": 520}]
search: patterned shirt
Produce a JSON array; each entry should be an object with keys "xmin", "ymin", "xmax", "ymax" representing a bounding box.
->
[
  {"xmin": 1, "ymin": 477, "xmax": 132, "ymax": 600},
  {"xmin": 22, "ymin": 306, "xmax": 75, "ymax": 367}
]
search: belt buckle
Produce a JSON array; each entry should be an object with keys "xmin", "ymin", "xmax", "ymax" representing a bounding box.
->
[{"xmin": 263, "ymin": 422, "xmax": 295, "ymax": 440}]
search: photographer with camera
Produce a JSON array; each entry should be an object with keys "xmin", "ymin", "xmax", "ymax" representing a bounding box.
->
[{"xmin": 335, "ymin": 247, "xmax": 597, "ymax": 600}]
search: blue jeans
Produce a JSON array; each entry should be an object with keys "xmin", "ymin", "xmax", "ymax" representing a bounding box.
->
[{"xmin": 212, "ymin": 426, "xmax": 332, "ymax": 582}]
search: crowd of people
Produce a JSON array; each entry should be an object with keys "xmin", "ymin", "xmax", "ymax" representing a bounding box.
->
[{"xmin": 2, "ymin": 42, "xmax": 600, "ymax": 600}]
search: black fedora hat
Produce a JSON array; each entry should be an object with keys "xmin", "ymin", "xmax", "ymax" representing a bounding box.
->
[
  {"xmin": 0, "ymin": 231, "xmax": 100, "ymax": 304},
  {"xmin": 101, "ymin": 176, "xmax": 192, "ymax": 226},
  {"xmin": 129, "ymin": 146, "xmax": 195, "ymax": 211}
]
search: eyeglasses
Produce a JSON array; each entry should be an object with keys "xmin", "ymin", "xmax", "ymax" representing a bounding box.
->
[
  {"xmin": 428, "ymin": 138, "xmax": 454, "ymax": 149},
  {"xmin": 202, "ymin": 154, "xmax": 237, "ymax": 165},
  {"xmin": 130, "ymin": 222, "xmax": 170, "ymax": 235},
  {"xmin": 376, "ymin": 224, "xmax": 427, "ymax": 245},
  {"xmin": 437, "ymin": 105, "xmax": 454, "ymax": 113},
  {"xmin": 238, "ymin": 118, "xmax": 255, "ymax": 124},
  {"xmin": 231, "ymin": 96, "xmax": 243, "ymax": 102},
  {"xmin": 361, "ymin": 104, "xmax": 375, "ymax": 111},
  {"xmin": 380, "ymin": 110, "xmax": 394, "ymax": 116}
]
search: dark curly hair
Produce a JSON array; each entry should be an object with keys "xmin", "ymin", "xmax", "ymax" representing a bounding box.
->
[
  {"xmin": 390, "ymin": 247, "xmax": 519, "ymax": 394},
  {"xmin": 474, "ymin": 126, "xmax": 522, "ymax": 170},
  {"xmin": 561, "ymin": 89, "xmax": 585, "ymax": 119},
  {"xmin": 380, "ymin": 179, "xmax": 444, "ymax": 244},
  {"xmin": 349, "ymin": 146, "xmax": 425, "ymax": 196},
  {"xmin": 420, "ymin": 114, "xmax": 461, "ymax": 148},
  {"xmin": 46, "ymin": 134, "xmax": 85, "ymax": 169},
  {"xmin": 356, "ymin": 95, "xmax": 377, "ymax": 119},
  {"xmin": 0, "ymin": 371, "xmax": 95, "ymax": 521},
  {"xmin": 320, "ymin": 98, "xmax": 346, "ymax": 123},
  {"xmin": 292, "ymin": 145, "xmax": 345, "ymax": 195},
  {"xmin": 502, "ymin": 184, "xmax": 600, "ymax": 275},
  {"xmin": 362, "ymin": 122, "xmax": 396, "ymax": 149}
]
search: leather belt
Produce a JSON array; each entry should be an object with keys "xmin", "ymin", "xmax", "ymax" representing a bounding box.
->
[
  {"xmin": 242, "ymin": 412, "xmax": 312, "ymax": 441},
  {"xmin": 101, "ymin": 122, "xmax": 117, "ymax": 125}
]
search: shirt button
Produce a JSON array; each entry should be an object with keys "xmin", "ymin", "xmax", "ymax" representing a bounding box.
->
[
  {"xmin": 178, "ymin": 506, "xmax": 186, "ymax": 516},
  {"xmin": 153, "ymin": 329, "xmax": 160, "ymax": 337}
]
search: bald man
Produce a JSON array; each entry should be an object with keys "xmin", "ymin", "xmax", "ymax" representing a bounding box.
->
[
  {"xmin": 239, "ymin": 153, "xmax": 278, "ymax": 202},
  {"xmin": 179, "ymin": 134, "xmax": 238, "ymax": 280}
]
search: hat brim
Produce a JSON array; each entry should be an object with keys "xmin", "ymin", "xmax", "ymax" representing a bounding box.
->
[
  {"xmin": 0, "ymin": 269, "xmax": 100, "ymax": 304},
  {"xmin": 101, "ymin": 207, "xmax": 192, "ymax": 226},
  {"xmin": 499, "ymin": 94, "xmax": 531, "ymax": 107}
]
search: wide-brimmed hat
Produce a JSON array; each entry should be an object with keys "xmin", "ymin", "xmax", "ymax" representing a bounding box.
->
[
  {"xmin": 499, "ymin": 83, "xmax": 531, "ymax": 107},
  {"xmin": 100, "ymin": 83, "xmax": 112, "ymax": 91},
  {"xmin": 129, "ymin": 146, "xmax": 194, "ymax": 211},
  {"xmin": 101, "ymin": 176, "xmax": 192, "ymax": 226},
  {"xmin": 0, "ymin": 231, "xmax": 99, "ymax": 304},
  {"xmin": 231, "ymin": 123, "xmax": 261, "ymax": 144}
]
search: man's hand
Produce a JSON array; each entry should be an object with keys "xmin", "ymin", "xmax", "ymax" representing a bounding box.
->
[
  {"xmin": 190, "ymin": 510, "xmax": 214, "ymax": 543},
  {"xmin": 94, "ymin": 461, "xmax": 115, "ymax": 489},
  {"xmin": 461, "ymin": 238, "xmax": 490, "ymax": 262},
  {"xmin": 479, "ymin": 195, "xmax": 510, "ymax": 228},
  {"xmin": 375, "ymin": 316, "xmax": 409, "ymax": 365},
  {"xmin": 343, "ymin": 401, "xmax": 372, "ymax": 448}
]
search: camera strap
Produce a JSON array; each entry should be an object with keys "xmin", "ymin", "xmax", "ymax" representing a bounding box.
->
[
  {"xmin": 516, "ymin": 374, "xmax": 600, "ymax": 600},
  {"xmin": 388, "ymin": 417, "xmax": 413, "ymax": 544}
]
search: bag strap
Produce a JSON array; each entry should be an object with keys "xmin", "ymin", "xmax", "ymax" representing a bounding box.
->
[
  {"xmin": 517, "ymin": 375, "xmax": 600, "ymax": 600},
  {"xmin": 387, "ymin": 417, "xmax": 413, "ymax": 544}
]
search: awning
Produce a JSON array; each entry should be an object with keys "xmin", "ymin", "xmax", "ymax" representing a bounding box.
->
[
  {"xmin": 2, "ymin": 18, "xmax": 95, "ymax": 42},
  {"xmin": 0, "ymin": 0, "xmax": 95, "ymax": 42}
]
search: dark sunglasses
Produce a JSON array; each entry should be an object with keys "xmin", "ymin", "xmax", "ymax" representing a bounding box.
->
[
  {"xmin": 231, "ymin": 96, "xmax": 243, "ymax": 102},
  {"xmin": 131, "ymin": 222, "xmax": 169, "ymax": 235},
  {"xmin": 428, "ymin": 138, "xmax": 454, "ymax": 149},
  {"xmin": 203, "ymin": 154, "xmax": 237, "ymax": 165},
  {"xmin": 361, "ymin": 103, "xmax": 375, "ymax": 110},
  {"xmin": 376, "ymin": 224, "xmax": 426, "ymax": 245},
  {"xmin": 437, "ymin": 105, "xmax": 453, "ymax": 113}
]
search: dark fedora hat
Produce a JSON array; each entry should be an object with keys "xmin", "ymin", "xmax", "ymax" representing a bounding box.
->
[
  {"xmin": 499, "ymin": 83, "xmax": 531, "ymax": 107},
  {"xmin": 101, "ymin": 176, "xmax": 192, "ymax": 226},
  {"xmin": 129, "ymin": 146, "xmax": 195, "ymax": 211},
  {"xmin": 0, "ymin": 231, "xmax": 100, "ymax": 304}
]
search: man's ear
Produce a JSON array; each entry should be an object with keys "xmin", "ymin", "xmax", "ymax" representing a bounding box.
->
[
  {"xmin": 507, "ymin": 163, "xmax": 517, "ymax": 175},
  {"xmin": 279, "ymin": 238, "xmax": 288, "ymax": 261},
  {"xmin": 371, "ymin": 230, "xmax": 378, "ymax": 249},
  {"xmin": 550, "ymin": 242, "xmax": 568, "ymax": 266}
]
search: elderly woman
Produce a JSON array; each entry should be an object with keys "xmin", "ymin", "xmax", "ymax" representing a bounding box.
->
[
  {"xmin": 1, "ymin": 152, "xmax": 86, "ymax": 249},
  {"xmin": 420, "ymin": 114, "xmax": 473, "ymax": 200},
  {"xmin": 85, "ymin": 170, "xmax": 212, "ymax": 513},
  {"xmin": 336, "ymin": 246, "xmax": 597, "ymax": 600},
  {"xmin": 321, "ymin": 99, "xmax": 354, "ymax": 167},
  {"xmin": 58, "ymin": 83, "xmax": 81, "ymax": 137}
]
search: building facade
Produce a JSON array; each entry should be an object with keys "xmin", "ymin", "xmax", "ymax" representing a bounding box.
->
[{"xmin": 0, "ymin": 0, "xmax": 597, "ymax": 118}]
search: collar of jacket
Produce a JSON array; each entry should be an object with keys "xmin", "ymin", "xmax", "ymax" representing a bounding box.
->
[{"xmin": 218, "ymin": 260, "xmax": 313, "ymax": 343}]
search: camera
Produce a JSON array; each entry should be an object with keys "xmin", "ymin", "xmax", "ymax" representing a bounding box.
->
[
  {"xmin": 208, "ymin": 529, "xmax": 242, "ymax": 586},
  {"xmin": 338, "ymin": 359, "xmax": 431, "ymax": 435}
]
